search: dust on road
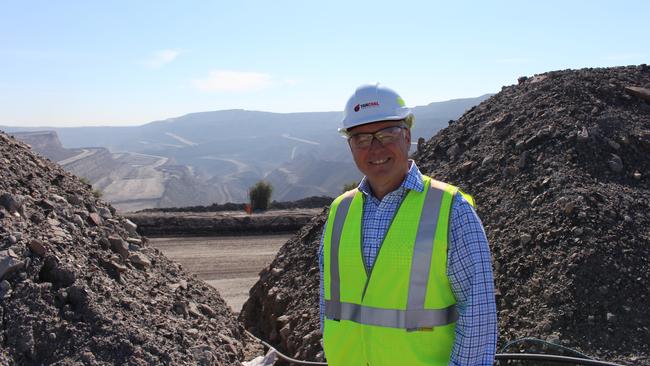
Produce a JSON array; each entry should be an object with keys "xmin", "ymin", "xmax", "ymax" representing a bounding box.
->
[{"xmin": 150, "ymin": 234, "xmax": 291, "ymax": 313}]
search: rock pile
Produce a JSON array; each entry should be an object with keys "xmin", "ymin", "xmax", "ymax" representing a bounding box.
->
[
  {"xmin": 240, "ymin": 65, "xmax": 650, "ymax": 365},
  {"xmin": 239, "ymin": 213, "xmax": 326, "ymax": 363},
  {"xmin": 0, "ymin": 132, "xmax": 249, "ymax": 365}
]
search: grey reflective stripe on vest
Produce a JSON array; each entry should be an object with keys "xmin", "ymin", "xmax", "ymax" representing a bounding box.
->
[
  {"xmin": 406, "ymin": 185, "xmax": 443, "ymax": 317},
  {"xmin": 325, "ymin": 300, "xmax": 458, "ymax": 329},
  {"xmin": 329, "ymin": 191, "xmax": 355, "ymax": 312},
  {"xmin": 325, "ymin": 183, "xmax": 458, "ymax": 329}
]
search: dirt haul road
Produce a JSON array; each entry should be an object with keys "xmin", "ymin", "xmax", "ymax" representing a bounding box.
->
[{"xmin": 149, "ymin": 234, "xmax": 290, "ymax": 313}]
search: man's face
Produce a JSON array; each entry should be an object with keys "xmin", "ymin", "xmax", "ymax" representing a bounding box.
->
[{"xmin": 347, "ymin": 120, "xmax": 411, "ymax": 187}]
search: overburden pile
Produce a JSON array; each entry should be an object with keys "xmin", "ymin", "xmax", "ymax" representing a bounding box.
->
[
  {"xmin": 240, "ymin": 65, "xmax": 650, "ymax": 365},
  {"xmin": 0, "ymin": 132, "xmax": 249, "ymax": 365}
]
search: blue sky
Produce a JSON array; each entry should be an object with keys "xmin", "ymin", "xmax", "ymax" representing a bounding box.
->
[{"xmin": 1, "ymin": 1, "xmax": 648, "ymax": 127}]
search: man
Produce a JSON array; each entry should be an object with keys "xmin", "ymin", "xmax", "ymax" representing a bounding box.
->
[{"xmin": 318, "ymin": 83, "xmax": 497, "ymax": 365}]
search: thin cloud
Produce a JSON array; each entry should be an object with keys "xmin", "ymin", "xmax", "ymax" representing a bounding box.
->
[
  {"xmin": 192, "ymin": 70, "xmax": 273, "ymax": 92},
  {"xmin": 144, "ymin": 49, "xmax": 181, "ymax": 68},
  {"xmin": 283, "ymin": 78, "xmax": 303, "ymax": 86}
]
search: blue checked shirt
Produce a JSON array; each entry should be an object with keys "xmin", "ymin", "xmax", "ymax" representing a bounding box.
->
[{"xmin": 318, "ymin": 161, "xmax": 497, "ymax": 366}]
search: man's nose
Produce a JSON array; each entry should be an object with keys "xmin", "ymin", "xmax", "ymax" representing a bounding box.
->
[{"xmin": 368, "ymin": 136, "xmax": 384, "ymax": 149}]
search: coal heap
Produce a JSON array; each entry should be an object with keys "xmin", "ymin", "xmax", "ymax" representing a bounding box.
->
[
  {"xmin": 0, "ymin": 132, "xmax": 248, "ymax": 365},
  {"xmin": 240, "ymin": 65, "xmax": 650, "ymax": 365}
]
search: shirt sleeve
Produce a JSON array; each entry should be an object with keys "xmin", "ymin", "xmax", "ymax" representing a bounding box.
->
[
  {"xmin": 447, "ymin": 194, "xmax": 498, "ymax": 366},
  {"xmin": 319, "ymin": 223, "xmax": 326, "ymax": 330}
]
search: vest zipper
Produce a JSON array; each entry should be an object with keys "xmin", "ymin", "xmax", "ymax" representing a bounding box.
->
[{"xmin": 360, "ymin": 190, "xmax": 410, "ymax": 300}]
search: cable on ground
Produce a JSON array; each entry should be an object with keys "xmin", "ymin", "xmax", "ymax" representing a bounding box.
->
[{"xmin": 244, "ymin": 331, "xmax": 626, "ymax": 366}]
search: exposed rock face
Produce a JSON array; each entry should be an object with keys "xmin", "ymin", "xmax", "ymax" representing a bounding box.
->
[
  {"xmin": 239, "ymin": 213, "xmax": 326, "ymax": 363},
  {"xmin": 240, "ymin": 65, "xmax": 650, "ymax": 365},
  {"xmin": 0, "ymin": 131, "xmax": 248, "ymax": 365}
]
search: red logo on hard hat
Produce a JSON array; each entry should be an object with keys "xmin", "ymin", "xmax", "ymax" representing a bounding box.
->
[{"xmin": 354, "ymin": 101, "xmax": 379, "ymax": 112}]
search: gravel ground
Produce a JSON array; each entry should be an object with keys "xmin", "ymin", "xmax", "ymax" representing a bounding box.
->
[{"xmin": 150, "ymin": 235, "xmax": 290, "ymax": 313}]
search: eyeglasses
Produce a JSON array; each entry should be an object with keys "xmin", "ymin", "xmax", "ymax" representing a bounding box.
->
[{"xmin": 347, "ymin": 125, "xmax": 406, "ymax": 149}]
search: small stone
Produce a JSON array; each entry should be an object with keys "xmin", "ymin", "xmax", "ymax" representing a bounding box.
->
[
  {"xmin": 459, "ymin": 161, "xmax": 474, "ymax": 174},
  {"xmin": 88, "ymin": 212, "xmax": 103, "ymax": 226},
  {"xmin": 0, "ymin": 249, "xmax": 24, "ymax": 280},
  {"xmin": 98, "ymin": 237, "xmax": 111, "ymax": 250},
  {"xmin": 36, "ymin": 199, "xmax": 55, "ymax": 211},
  {"xmin": 607, "ymin": 154, "xmax": 623, "ymax": 173},
  {"xmin": 80, "ymin": 351, "xmax": 95, "ymax": 363},
  {"xmin": 607, "ymin": 139, "xmax": 621, "ymax": 150},
  {"xmin": 0, "ymin": 279, "xmax": 11, "ymax": 298},
  {"xmin": 447, "ymin": 143, "xmax": 462, "ymax": 158},
  {"xmin": 129, "ymin": 252, "xmax": 151, "ymax": 269},
  {"xmin": 66, "ymin": 194, "xmax": 83, "ymax": 206},
  {"xmin": 606, "ymin": 312, "xmax": 616, "ymax": 322},
  {"xmin": 0, "ymin": 193, "xmax": 24, "ymax": 215},
  {"xmin": 277, "ymin": 315, "xmax": 291, "ymax": 324},
  {"xmin": 0, "ymin": 280, "xmax": 10, "ymax": 292},
  {"xmin": 279, "ymin": 323, "xmax": 291, "ymax": 341},
  {"xmin": 47, "ymin": 217, "xmax": 61, "ymax": 227},
  {"xmin": 633, "ymin": 171, "xmax": 642, "ymax": 180},
  {"xmin": 109, "ymin": 236, "xmax": 129, "ymax": 258},
  {"xmin": 98, "ymin": 207, "xmax": 112, "ymax": 219},
  {"xmin": 576, "ymin": 127, "xmax": 589, "ymax": 142},
  {"xmin": 199, "ymin": 303, "xmax": 216, "ymax": 318},
  {"xmin": 624, "ymin": 86, "xmax": 650, "ymax": 102},
  {"xmin": 28, "ymin": 239, "xmax": 47, "ymax": 257},
  {"xmin": 73, "ymin": 214, "xmax": 85, "ymax": 228},
  {"xmin": 563, "ymin": 201, "xmax": 575, "ymax": 216},
  {"xmin": 547, "ymin": 334, "xmax": 560, "ymax": 345},
  {"xmin": 8, "ymin": 235, "xmax": 17, "ymax": 244},
  {"xmin": 481, "ymin": 155, "xmax": 494, "ymax": 166},
  {"xmin": 518, "ymin": 152, "xmax": 528, "ymax": 170},
  {"xmin": 188, "ymin": 302, "xmax": 202, "ymax": 317},
  {"xmin": 520, "ymin": 233, "xmax": 532, "ymax": 245},
  {"xmin": 50, "ymin": 194, "xmax": 68, "ymax": 204},
  {"xmin": 173, "ymin": 301, "xmax": 189, "ymax": 317},
  {"xmin": 108, "ymin": 260, "xmax": 128, "ymax": 273},
  {"xmin": 187, "ymin": 328, "xmax": 199, "ymax": 337},
  {"xmin": 124, "ymin": 219, "xmax": 138, "ymax": 235}
]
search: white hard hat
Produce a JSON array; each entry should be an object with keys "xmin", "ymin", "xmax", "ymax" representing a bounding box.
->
[{"xmin": 340, "ymin": 83, "xmax": 414, "ymax": 134}]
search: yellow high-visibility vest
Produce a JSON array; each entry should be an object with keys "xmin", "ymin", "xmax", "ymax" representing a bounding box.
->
[{"xmin": 323, "ymin": 176, "xmax": 474, "ymax": 366}]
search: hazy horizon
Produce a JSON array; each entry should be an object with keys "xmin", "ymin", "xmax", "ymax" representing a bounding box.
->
[{"xmin": 1, "ymin": 93, "xmax": 493, "ymax": 129}]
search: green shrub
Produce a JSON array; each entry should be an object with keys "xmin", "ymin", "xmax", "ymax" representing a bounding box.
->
[
  {"xmin": 249, "ymin": 180, "xmax": 273, "ymax": 211},
  {"xmin": 79, "ymin": 176, "xmax": 102, "ymax": 198},
  {"xmin": 342, "ymin": 181, "xmax": 358, "ymax": 193},
  {"xmin": 92, "ymin": 188, "xmax": 103, "ymax": 199}
]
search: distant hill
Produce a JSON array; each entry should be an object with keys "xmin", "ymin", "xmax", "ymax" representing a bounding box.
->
[{"xmin": 3, "ymin": 95, "xmax": 491, "ymax": 211}]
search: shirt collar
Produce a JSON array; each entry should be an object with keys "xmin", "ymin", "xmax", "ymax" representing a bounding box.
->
[{"xmin": 358, "ymin": 160, "xmax": 424, "ymax": 198}]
